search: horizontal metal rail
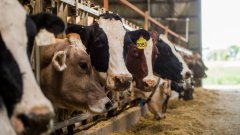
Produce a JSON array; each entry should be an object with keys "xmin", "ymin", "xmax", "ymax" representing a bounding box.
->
[{"xmin": 52, "ymin": 97, "xmax": 141, "ymax": 132}]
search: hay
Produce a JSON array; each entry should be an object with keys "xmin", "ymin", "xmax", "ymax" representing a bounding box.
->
[{"xmin": 111, "ymin": 88, "xmax": 220, "ymax": 135}]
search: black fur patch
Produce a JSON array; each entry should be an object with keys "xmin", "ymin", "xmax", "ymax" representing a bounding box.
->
[
  {"xmin": 154, "ymin": 39, "xmax": 183, "ymax": 82},
  {"xmin": 0, "ymin": 36, "xmax": 23, "ymax": 117},
  {"xmin": 99, "ymin": 12, "xmax": 122, "ymax": 21},
  {"xmin": 30, "ymin": 13, "xmax": 65, "ymax": 35},
  {"xmin": 26, "ymin": 15, "xmax": 37, "ymax": 58},
  {"xmin": 66, "ymin": 23, "xmax": 109, "ymax": 72}
]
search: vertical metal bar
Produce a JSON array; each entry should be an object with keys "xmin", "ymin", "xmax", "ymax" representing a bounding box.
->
[
  {"xmin": 186, "ymin": 18, "xmax": 189, "ymax": 42},
  {"xmin": 33, "ymin": 0, "xmax": 43, "ymax": 85}
]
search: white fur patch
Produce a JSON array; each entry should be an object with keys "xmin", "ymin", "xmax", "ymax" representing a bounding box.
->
[
  {"xmin": 159, "ymin": 35, "xmax": 190, "ymax": 78},
  {"xmin": 143, "ymin": 38, "xmax": 157, "ymax": 83},
  {"xmin": 98, "ymin": 17, "xmax": 132, "ymax": 89},
  {"xmin": 35, "ymin": 29, "xmax": 56, "ymax": 46},
  {"xmin": 98, "ymin": 18, "xmax": 131, "ymax": 76}
]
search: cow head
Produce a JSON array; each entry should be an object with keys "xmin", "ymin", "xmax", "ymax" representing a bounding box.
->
[
  {"xmin": 0, "ymin": 1, "xmax": 65, "ymax": 133},
  {"xmin": 154, "ymin": 34, "xmax": 192, "ymax": 82},
  {"xmin": 66, "ymin": 13, "xmax": 133, "ymax": 91},
  {"xmin": 124, "ymin": 29, "xmax": 158, "ymax": 92},
  {"xmin": 184, "ymin": 52, "xmax": 208, "ymax": 79},
  {"xmin": 133, "ymin": 78, "xmax": 171, "ymax": 120},
  {"xmin": 40, "ymin": 33, "xmax": 112, "ymax": 114},
  {"xmin": 171, "ymin": 75, "xmax": 195, "ymax": 101}
]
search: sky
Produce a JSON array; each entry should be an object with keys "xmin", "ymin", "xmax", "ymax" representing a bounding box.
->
[{"xmin": 202, "ymin": 0, "xmax": 240, "ymax": 50}]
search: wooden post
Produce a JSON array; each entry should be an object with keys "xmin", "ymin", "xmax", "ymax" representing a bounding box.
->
[
  {"xmin": 144, "ymin": 11, "xmax": 149, "ymax": 30},
  {"xmin": 104, "ymin": 0, "xmax": 109, "ymax": 11}
]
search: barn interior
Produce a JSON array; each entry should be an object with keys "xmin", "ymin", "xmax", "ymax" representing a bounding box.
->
[{"xmin": 1, "ymin": 0, "xmax": 240, "ymax": 135}]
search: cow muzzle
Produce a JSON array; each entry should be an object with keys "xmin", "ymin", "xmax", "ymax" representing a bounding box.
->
[
  {"xmin": 143, "ymin": 79, "xmax": 157, "ymax": 92},
  {"xmin": 113, "ymin": 75, "xmax": 132, "ymax": 91},
  {"xmin": 12, "ymin": 106, "xmax": 54, "ymax": 135},
  {"xmin": 89, "ymin": 97, "xmax": 112, "ymax": 113}
]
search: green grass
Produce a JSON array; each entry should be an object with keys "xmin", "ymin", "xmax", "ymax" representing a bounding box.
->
[{"xmin": 203, "ymin": 67, "xmax": 240, "ymax": 85}]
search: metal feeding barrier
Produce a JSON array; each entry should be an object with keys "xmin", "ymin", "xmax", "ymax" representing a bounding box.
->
[{"xmin": 24, "ymin": 0, "xmax": 193, "ymax": 134}]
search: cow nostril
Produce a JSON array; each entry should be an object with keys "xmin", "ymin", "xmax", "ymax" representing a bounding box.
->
[
  {"xmin": 144, "ymin": 82, "xmax": 149, "ymax": 87},
  {"xmin": 17, "ymin": 114, "xmax": 30, "ymax": 129},
  {"xmin": 114, "ymin": 77, "xmax": 122, "ymax": 85},
  {"xmin": 114, "ymin": 76, "xmax": 132, "ymax": 90},
  {"xmin": 105, "ymin": 101, "xmax": 113, "ymax": 110},
  {"xmin": 185, "ymin": 71, "xmax": 191, "ymax": 79}
]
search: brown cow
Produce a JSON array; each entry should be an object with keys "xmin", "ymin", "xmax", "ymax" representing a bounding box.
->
[
  {"xmin": 40, "ymin": 33, "xmax": 112, "ymax": 114},
  {"xmin": 124, "ymin": 30, "xmax": 159, "ymax": 92}
]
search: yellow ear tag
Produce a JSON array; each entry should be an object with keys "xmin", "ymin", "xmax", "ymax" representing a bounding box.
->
[{"xmin": 137, "ymin": 35, "xmax": 147, "ymax": 49}]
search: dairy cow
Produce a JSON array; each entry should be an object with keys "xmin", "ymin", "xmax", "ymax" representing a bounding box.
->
[
  {"xmin": 124, "ymin": 30, "xmax": 174, "ymax": 120},
  {"xmin": 124, "ymin": 29, "xmax": 158, "ymax": 92},
  {"xmin": 155, "ymin": 33, "xmax": 196, "ymax": 101},
  {"xmin": 40, "ymin": 33, "xmax": 112, "ymax": 114},
  {"xmin": 0, "ymin": 0, "xmax": 65, "ymax": 134},
  {"xmin": 66, "ymin": 13, "xmax": 133, "ymax": 91}
]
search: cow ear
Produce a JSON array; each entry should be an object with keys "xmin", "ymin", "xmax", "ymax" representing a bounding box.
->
[
  {"xmin": 52, "ymin": 51, "xmax": 67, "ymax": 71},
  {"xmin": 30, "ymin": 13, "xmax": 65, "ymax": 35}
]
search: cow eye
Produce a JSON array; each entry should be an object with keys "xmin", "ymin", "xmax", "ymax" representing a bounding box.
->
[{"xmin": 79, "ymin": 62, "xmax": 88, "ymax": 70}]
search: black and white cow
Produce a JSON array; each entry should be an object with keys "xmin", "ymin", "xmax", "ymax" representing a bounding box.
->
[
  {"xmin": 0, "ymin": 0, "xmax": 65, "ymax": 134},
  {"xmin": 152, "ymin": 32, "xmax": 193, "ymax": 100},
  {"xmin": 66, "ymin": 13, "xmax": 133, "ymax": 91}
]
